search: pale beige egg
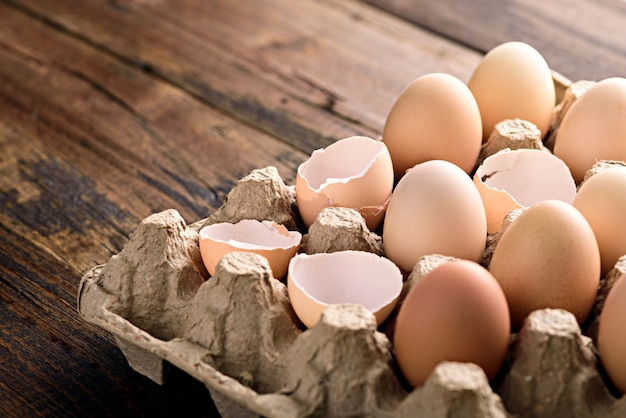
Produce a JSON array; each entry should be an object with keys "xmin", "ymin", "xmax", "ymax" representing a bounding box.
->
[
  {"xmin": 199, "ymin": 219, "xmax": 301, "ymax": 279},
  {"xmin": 295, "ymin": 136, "xmax": 394, "ymax": 230},
  {"xmin": 382, "ymin": 72, "xmax": 482, "ymax": 178},
  {"xmin": 554, "ymin": 77, "xmax": 626, "ymax": 184},
  {"xmin": 287, "ymin": 250, "xmax": 403, "ymax": 328},
  {"xmin": 468, "ymin": 41, "xmax": 555, "ymax": 141},
  {"xmin": 489, "ymin": 200, "xmax": 600, "ymax": 329},
  {"xmin": 573, "ymin": 166, "xmax": 626, "ymax": 277},
  {"xmin": 474, "ymin": 149, "xmax": 576, "ymax": 233},
  {"xmin": 382, "ymin": 160, "xmax": 487, "ymax": 274}
]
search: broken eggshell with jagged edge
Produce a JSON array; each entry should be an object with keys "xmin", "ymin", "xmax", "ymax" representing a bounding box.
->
[
  {"xmin": 295, "ymin": 135, "xmax": 394, "ymax": 231},
  {"xmin": 287, "ymin": 250, "xmax": 403, "ymax": 328},
  {"xmin": 474, "ymin": 148, "xmax": 576, "ymax": 233},
  {"xmin": 198, "ymin": 219, "xmax": 301, "ymax": 279}
]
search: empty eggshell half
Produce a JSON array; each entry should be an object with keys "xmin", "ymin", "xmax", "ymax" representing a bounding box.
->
[
  {"xmin": 295, "ymin": 136, "xmax": 394, "ymax": 231},
  {"xmin": 199, "ymin": 219, "xmax": 302, "ymax": 278},
  {"xmin": 474, "ymin": 149, "xmax": 576, "ymax": 233},
  {"xmin": 287, "ymin": 251, "xmax": 403, "ymax": 328}
]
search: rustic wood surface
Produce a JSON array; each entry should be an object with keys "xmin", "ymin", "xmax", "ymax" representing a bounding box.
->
[
  {"xmin": 0, "ymin": 0, "xmax": 623, "ymax": 416},
  {"xmin": 367, "ymin": 0, "xmax": 626, "ymax": 82}
]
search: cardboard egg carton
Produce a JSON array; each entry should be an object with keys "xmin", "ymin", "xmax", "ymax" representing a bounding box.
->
[
  {"xmin": 78, "ymin": 164, "xmax": 626, "ymax": 417},
  {"xmin": 78, "ymin": 75, "xmax": 626, "ymax": 417}
]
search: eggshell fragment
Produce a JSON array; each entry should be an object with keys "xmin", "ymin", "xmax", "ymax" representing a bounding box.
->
[
  {"xmin": 198, "ymin": 219, "xmax": 301, "ymax": 278},
  {"xmin": 287, "ymin": 251, "xmax": 403, "ymax": 328},
  {"xmin": 295, "ymin": 136, "xmax": 394, "ymax": 230},
  {"xmin": 554, "ymin": 77, "xmax": 626, "ymax": 184},
  {"xmin": 382, "ymin": 72, "xmax": 482, "ymax": 177},
  {"xmin": 489, "ymin": 200, "xmax": 600, "ymax": 329},
  {"xmin": 383, "ymin": 160, "xmax": 487, "ymax": 273},
  {"xmin": 393, "ymin": 260, "xmax": 510, "ymax": 388},
  {"xmin": 474, "ymin": 148, "xmax": 576, "ymax": 233},
  {"xmin": 598, "ymin": 272, "xmax": 626, "ymax": 393},
  {"xmin": 573, "ymin": 166, "xmax": 626, "ymax": 277},
  {"xmin": 468, "ymin": 41, "xmax": 555, "ymax": 141}
]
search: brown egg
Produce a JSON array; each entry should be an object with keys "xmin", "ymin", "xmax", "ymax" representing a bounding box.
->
[
  {"xmin": 468, "ymin": 42, "xmax": 555, "ymax": 141},
  {"xmin": 554, "ymin": 78, "xmax": 626, "ymax": 184},
  {"xmin": 574, "ymin": 166, "xmax": 626, "ymax": 277},
  {"xmin": 489, "ymin": 200, "xmax": 600, "ymax": 329},
  {"xmin": 295, "ymin": 136, "xmax": 394, "ymax": 230},
  {"xmin": 287, "ymin": 251, "xmax": 403, "ymax": 328},
  {"xmin": 382, "ymin": 160, "xmax": 487, "ymax": 274},
  {"xmin": 598, "ymin": 274, "xmax": 626, "ymax": 393},
  {"xmin": 382, "ymin": 73, "xmax": 482, "ymax": 177},
  {"xmin": 199, "ymin": 220, "xmax": 301, "ymax": 278},
  {"xmin": 393, "ymin": 259, "xmax": 510, "ymax": 388}
]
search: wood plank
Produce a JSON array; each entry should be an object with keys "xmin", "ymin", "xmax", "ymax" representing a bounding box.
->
[
  {"xmin": 365, "ymin": 0, "xmax": 626, "ymax": 82},
  {"xmin": 4, "ymin": 0, "xmax": 483, "ymax": 153}
]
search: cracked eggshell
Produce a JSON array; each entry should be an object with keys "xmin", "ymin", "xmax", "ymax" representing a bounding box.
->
[
  {"xmin": 295, "ymin": 136, "xmax": 394, "ymax": 231},
  {"xmin": 474, "ymin": 148, "xmax": 576, "ymax": 233},
  {"xmin": 382, "ymin": 72, "xmax": 482, "ymax": 177},
  {"xmin": 468, "ymin": 41, "xmax": 555, "ymax": 141},
  {"xmin": 383, "ymin": 160, "xmax": 487, "ymax": 273},
  {"xmin": 287, "ymin": 251, "xmax": 403, "ymax": 328},
  {"xmin": 198, "ymin": 219, "xmax": 301, "ymax": 279}
]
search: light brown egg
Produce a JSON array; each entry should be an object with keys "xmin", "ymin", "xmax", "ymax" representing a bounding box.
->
[
  {"xmin": 393, "ymin": 259, "xmax": 510, "ymax": 388},
  {"xmin": 382, "ymin": 160, "xmax": 487, "ymax": 273},
  {"xmin": 473, "ymin": 149, "xmax": 576, "ymax": 233},
  {"xmin": 199, "ymin": 220, "xmax": 301, "ymax": 278},
  {"xmin": 295, "ymin": 136, "xmax": 394, "ymax": 230},
  {"xmin": 554, "ymin": 77, "xmax": 626, "ymax": 184},
  {"xmin": 382, "ymin": 72, "xmax": 482, "ymax": 177},
  {"xmin": 573, "ymin": 166, "xmax": 626, "ymax": 277},
  {"xmin": 598, "ymin": 273, "xmax": 626, "ymax": 393},
  {"xmin": 287, "ymin": 251, "xmax": 403, "ymax": 328},
  {"xmin": 468, "ymin": 41, "xmax": 555, "ymax": 141},
  {"xmin": 489, "ymin": 200, "xmax": 600, "ymax": 329}
]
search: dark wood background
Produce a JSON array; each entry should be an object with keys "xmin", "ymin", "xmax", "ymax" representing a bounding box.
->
[{"xmin": 1, "ymin": 0, "xmax": 625, "ymax": 416}]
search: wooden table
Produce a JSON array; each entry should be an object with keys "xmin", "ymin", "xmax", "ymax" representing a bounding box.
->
[{"xmin": 2, "ymin": 0, "xmax": 625, "ymax": 416}]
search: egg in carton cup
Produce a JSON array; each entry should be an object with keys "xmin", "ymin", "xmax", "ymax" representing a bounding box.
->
[
  {"xmin": 79, "ymin": 42, "xmax": 626, "ymax": 416},
  {"xmin": 79, "ymin": 163, "xmax": 626, "ymax": 418}
]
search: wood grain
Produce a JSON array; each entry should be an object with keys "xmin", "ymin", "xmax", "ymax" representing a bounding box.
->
[
  {"xmin": 0, "ymin": 0, "xmax": 486, "ymax": 416},
  {"xmin": 5, "ymin": 0, "xmax": 483, "ymax": 151},
  {"xmin": 366, "ymin": 0, "xmax": 626, "ymax": 82}
]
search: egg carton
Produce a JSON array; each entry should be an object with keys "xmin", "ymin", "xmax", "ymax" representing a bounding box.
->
[
  {"xmin": 78, "ymin": 74, "xmax": 623, "ymax": 417},
  {"xmin": 77, "ymin": 159, "xmax": 626, "ymax": 417}
]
